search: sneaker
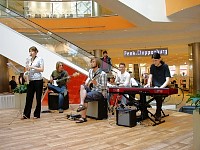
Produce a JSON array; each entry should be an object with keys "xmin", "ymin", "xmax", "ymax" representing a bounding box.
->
[
  {"xmin": 59, "ymin": 109, "xmax": 64, "ymax": 113},
  {"xmin": 33, "ymin": 117, "xmax": 40, "ymax": 119}
]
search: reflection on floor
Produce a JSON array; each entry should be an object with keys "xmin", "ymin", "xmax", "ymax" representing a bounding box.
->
[{"xmin": 0, "ymin": 104, "xmax": 193, "ymax": 150}]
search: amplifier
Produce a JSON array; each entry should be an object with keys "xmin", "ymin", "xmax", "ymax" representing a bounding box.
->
[
  {"xmin": 116, "ymin": 108, "xmax": 137, "ymax": 127},
  {"xmin": 48, "ymin": 92, "xmax": 69, "ymax": 110},
  {"xmin": 86, "ymin": 99, "xmax": 108, "ymax": 120}
]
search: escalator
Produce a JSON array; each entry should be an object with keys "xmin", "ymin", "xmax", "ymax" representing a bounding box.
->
[
  {"xmin": 0, "ymin": 3, "xmax": 93, "ymax": 79},
  {"xmin": 0, "ymin": 4, "xmax": 96, "ymax": 104}
]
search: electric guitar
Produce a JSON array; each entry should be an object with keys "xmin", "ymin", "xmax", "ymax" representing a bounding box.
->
[{"xmin": 52, "ymin": 72, "xmax": 80, "ymax": 86}]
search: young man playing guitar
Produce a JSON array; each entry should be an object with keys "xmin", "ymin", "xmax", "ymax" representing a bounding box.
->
[
  {"xmin": 48, "ymin": 61, "xmax": 69, "ymax": 113},
  {"xmin": 76, "ymin": 57, "xmax": 107, "ymax": 123}
]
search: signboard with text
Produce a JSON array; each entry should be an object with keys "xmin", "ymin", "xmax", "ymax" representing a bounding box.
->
[{"xmin": 124, "ymin": 48, "xmax": 168, "ymax": 57}]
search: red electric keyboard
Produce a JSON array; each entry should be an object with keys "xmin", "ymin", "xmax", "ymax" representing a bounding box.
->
[{"xmin": 108, "ymin": 87, "xmax": 178, "ymax": 96}]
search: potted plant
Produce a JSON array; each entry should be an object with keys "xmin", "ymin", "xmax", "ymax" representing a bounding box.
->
[
  {"xmin": 13, "ymin": 84, "xmax": 27, "ymax": 94},
  {"xmin": 186, "ymin": 91, "xmax": 200, "ymax": 113}
]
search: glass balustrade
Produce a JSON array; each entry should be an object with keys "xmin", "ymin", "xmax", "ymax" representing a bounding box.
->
[
  {"xmin": 0, "ymin": 0, "xmax": 115, "ymax": 19},
  {"xmin": 0, "ymin": 4, "xmax": 93, "ymax": 71}
]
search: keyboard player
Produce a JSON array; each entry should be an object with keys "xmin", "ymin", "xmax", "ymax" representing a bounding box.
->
[{"xmin": 144, "ymin": 52, "xmax": 171, "ymax": 121}]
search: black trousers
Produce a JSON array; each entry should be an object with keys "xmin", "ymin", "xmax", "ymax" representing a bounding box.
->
[
  {"xmin": 155, "ymin": 96, "xmax": 164, "ymax": 116},
  {"xmin": 23, "ymin": 79, "xmax": 43, "ymax": 118}
]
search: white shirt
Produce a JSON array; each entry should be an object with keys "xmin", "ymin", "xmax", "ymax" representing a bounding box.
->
[
  {"xmin": 26, "ymin": 56, "xmax": 44, "ymax": 81},
  {"xmin": 115, "ymin": 71, "xmax": 130, "ymax": 87},
  {"xmin": 130, "ymin": 78, "xmax": 139, "ymax": 87}
]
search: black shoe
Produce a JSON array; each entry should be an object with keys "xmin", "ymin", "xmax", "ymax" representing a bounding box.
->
[
  {"xmin": 155, "ymin": 116, "xmax": 161, "ymax": 121},
  {"xmin": 21, "ymin": 115, "xmax": 29, "ymax": 120},
  {"xmin": 59, "ymin": 109, "xmax": 64, "ymax": 113},
  {"xmin": 154, "ymin": 113, "xmax": 161, "ymax": 121}
]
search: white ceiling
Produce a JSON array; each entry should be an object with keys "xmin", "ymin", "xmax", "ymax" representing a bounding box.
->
[{"xmin": 56, "ymin": 1, "xmax": 200, "ymax": 67}]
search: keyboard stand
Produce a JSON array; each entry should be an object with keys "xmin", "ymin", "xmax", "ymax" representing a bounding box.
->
[{"xmin": 145, "ymin": 97, "xmax": 167, "ymax": 126}]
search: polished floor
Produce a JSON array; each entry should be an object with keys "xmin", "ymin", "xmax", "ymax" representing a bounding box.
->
[{"xmin": 0, "ymin": 104, "xmax": 193, "ymax": 150}]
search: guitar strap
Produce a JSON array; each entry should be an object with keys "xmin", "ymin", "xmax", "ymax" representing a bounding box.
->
[{"xmin": 92, "ymin": 68, "xmax": 102, "ymax": 79}]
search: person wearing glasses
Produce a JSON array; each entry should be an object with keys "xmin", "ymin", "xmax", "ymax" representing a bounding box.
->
[
  {"xmin": 144, "ymin": 52, "xmax": 171, "ymax": 121},
  {"xmin": 47, "ymin": 61, "xmax": 69, "ymax": 113},
  {"xmin": 22, "ymin": 46, "xmax": 44, "ymax": 120}
]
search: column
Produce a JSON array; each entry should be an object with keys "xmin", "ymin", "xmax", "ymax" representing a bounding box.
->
[
  {"xmin": 93, "ymin": 49, "xmax": 102, "ymax": 58},
  {"xmin": 191, "ymin": 42, "xmax": 200, "ymax": 94},
  {"xmin": 0, "ymin": 54, "xmax": 9, "ymax": 92}
]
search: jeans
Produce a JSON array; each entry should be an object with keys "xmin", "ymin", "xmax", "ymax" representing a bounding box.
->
[{"xmin": 48, "ymin": 84, "xmax": 67, "ymax": 110}]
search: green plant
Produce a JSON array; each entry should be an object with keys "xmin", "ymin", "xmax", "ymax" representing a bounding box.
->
[
  {"xmin": 13, "ymin": 84, "xmax": 27, "ymax": 94},
  {"xmin": 186, "ymin": 91, "xmax": 200, "ymax": 107}
]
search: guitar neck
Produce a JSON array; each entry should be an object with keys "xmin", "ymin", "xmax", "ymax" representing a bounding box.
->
[{"xmin": 57, "ymin": 76, "xmax": 69, "ymax": 83}]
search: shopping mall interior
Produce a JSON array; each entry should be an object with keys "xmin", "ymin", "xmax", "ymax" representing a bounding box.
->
[{"xmin": 0, "ymin": 1, "xmax": 200, "ymax": 149}]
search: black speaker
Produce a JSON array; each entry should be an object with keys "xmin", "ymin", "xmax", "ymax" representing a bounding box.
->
[
  {"xmin": 86, "ymin": 98, "xmax": 108, "ymax": 120},
  {"xmin": 116, "ymin": 108, "xmax": 137, "ymax": 127},
  {"xmin": 48, "ymin": 92, "xmax": 69, "ymax": 110}
]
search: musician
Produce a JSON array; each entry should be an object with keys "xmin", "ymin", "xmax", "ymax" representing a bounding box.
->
[
  {"xmin": 114, "ymin": 63, "xmax": 131, "ymax": 106},
  {"xmin": 47, "ymin": 61, "xmax": 69, "ymax": 113},
  {"xmin": 144, "ymin": 52, "xmax": 171, "ymax": 121},
  {"xmin": 76, "ymin": 57, "xmax": 107, "ymax": 123},
  {"xmin": 22, "ymin": 46, "xmax": 44, "ymax": 120}
]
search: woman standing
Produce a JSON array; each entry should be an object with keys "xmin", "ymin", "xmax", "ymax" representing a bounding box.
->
[{"xmin": 22, "ymin": 46, "xmax": 44, "ymax": 119}]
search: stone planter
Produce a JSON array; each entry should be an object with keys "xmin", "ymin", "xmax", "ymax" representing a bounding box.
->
[
  {"xmin": 14, "ymin": 93, "xmax": 36, "ymax": 110},
  {"xmin": 14, "ymin": 93, "xmax": 26, "ymax": 109},
  {"xmin": 193, "ymin": 108, "xmax": 200, "ymax": 150}
]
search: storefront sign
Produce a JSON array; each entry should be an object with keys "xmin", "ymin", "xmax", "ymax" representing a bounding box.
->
[{"xmin": 124, "ymin": 48, "xmax": 168, "ymax": 57}]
